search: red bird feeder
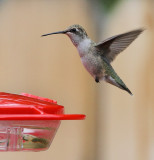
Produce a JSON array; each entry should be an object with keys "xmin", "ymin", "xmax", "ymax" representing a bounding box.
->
[{"xmin": 0, "ymin": 92, "xmax": 85, "ymax": 151}]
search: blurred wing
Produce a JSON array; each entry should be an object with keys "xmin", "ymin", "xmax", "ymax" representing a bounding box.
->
[{"xmin": 94, "ymin": 29, "xmax": 144, "ymax": 62}]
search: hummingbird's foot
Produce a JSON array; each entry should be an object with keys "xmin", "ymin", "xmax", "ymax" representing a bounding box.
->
[{"xmin": 95, "ymin": 77, "xmax": 99, "ymax": 83}]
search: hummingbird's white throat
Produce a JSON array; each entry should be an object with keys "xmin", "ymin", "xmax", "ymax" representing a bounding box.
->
[
  {"xmin": 66, "ymin": 32, "xmax": 90, "ymax": 46},
  {"xmin": 77, "ymin": 38, "xmax": 91, "ymax": 57},
  {"xmin": 66, "ymin": 32, "xmax": 80, "ymax": 46}
]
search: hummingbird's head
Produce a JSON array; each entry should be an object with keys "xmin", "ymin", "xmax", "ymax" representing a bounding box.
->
[
  {"xmin": 65, "ymin": 24, "xmax": 88, "ymax": 46},
  {"xmin": 42, "ymin": 24, "xmax": 88, "ymax": 47}
]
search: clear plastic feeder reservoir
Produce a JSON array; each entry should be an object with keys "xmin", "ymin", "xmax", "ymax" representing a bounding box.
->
[{"xmin": 0, "ymin": 92, "xmax": 85, "ymax": 151}]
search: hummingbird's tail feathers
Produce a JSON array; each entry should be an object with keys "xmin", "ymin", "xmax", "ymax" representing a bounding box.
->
[
  {"xmin": 116, "ymin": 81, "xmax": 133, "ymax": 96},
  {"xmin": 103, "ymin": 60, "xmax": 133, "ymax": 95},
  {"xmin": 104, "ymin": 75, "xmax": 133, "ymax": 96}
]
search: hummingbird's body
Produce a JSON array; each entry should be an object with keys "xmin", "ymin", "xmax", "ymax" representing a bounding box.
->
[{"xmin": 42, "ymin": 24, "xmax": 144, "ymax": 95}]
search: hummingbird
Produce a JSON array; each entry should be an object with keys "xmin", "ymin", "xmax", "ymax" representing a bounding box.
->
[{"xmin": 42, "ymin": 24, "xmax": 144, "ymax": 95}]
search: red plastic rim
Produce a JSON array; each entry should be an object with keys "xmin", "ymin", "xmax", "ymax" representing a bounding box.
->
[{"xmin": 0, "ymin": 92, "xmax": 85, "ymax": 120}]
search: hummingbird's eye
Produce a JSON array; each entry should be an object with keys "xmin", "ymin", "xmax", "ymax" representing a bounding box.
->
[{"xmin": 70, "ymin": 28, "xmax": 77, "ymax": 33}]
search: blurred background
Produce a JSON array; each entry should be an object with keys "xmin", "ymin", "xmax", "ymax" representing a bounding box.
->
[{"xmin": 0, "ymin": 0, "xmax": 153, "ymax": 160}]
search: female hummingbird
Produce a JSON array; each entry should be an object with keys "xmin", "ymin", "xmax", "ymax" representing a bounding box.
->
[{"xmin": 42, "ymin": 24, "xmax": 144, "ymax": 95}]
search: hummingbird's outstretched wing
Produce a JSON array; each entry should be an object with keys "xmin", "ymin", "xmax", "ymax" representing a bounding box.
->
[{"xmin": 94, "ymin": 29, "xmax": 144, "ymax": 63}]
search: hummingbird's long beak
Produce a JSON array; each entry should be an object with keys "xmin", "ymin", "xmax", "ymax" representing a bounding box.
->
[{"xmin": 41, "ymin": 30, "xmax": 67, "ymax": 37}]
